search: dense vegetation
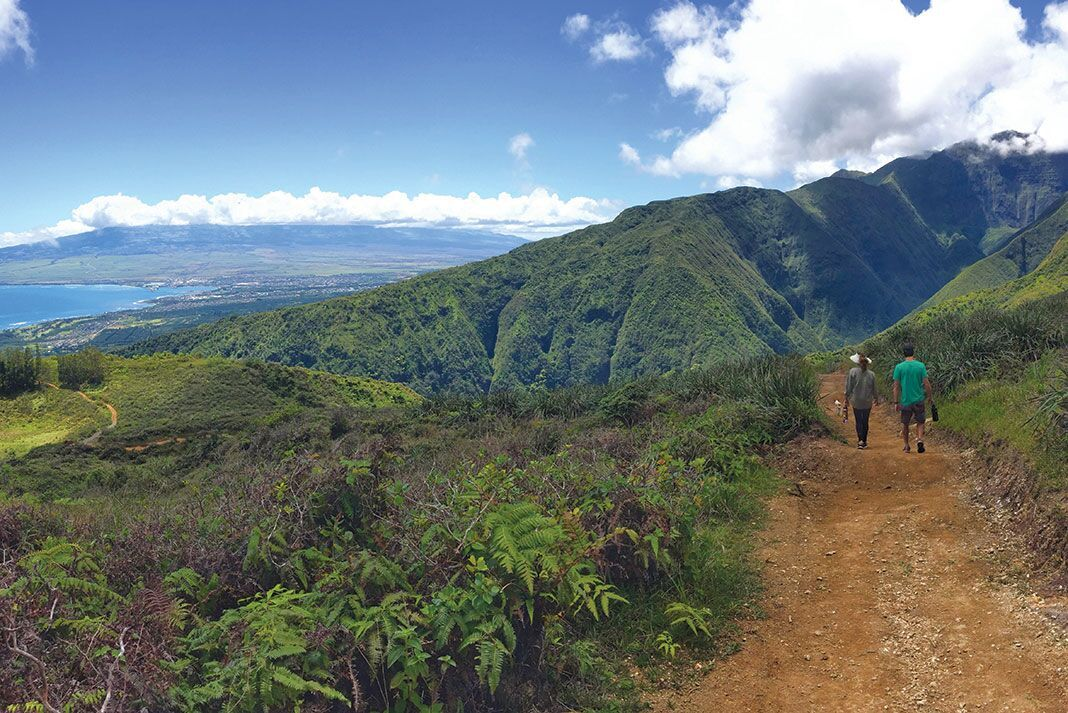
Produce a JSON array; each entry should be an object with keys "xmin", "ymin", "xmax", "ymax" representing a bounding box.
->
[
  {"xmin": 0, "ymin": 354, "xmax": 820, "ymax": 711},
  {"xmin": 125, "ymin": 138, "xmax": 1068, "ymax": 394},
  {"xmin": 0, "ymin": 347, "xmax": 42, "ymax": 397},
  {"xmin": 57, "ymin": 347, "xmax": 107, "ymax": 390}
]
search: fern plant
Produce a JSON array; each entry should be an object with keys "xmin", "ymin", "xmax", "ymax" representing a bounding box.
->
[{"xmin": 174, "ymin": 586, "xmax": 347, "ymax": 712}]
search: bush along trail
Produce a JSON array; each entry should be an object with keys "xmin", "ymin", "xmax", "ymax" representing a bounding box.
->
[{"xmin": 653, "ymin": 373, "xmax": 1067, "ymax": 712}]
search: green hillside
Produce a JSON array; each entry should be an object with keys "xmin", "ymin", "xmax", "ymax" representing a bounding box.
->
[
  {"xmin": 0, "ymin": 384, "xmax": 102, "ymax": 459},
  {"xmin": 0, "ymin": 353, "xmax": 419, "ymax": 498},
  {"xmin": 921, "ymin": 194, "xmax": 1068, "ymax": 308},
  {"xmin": 97, "ymin": 353, "xmax": 419, "ymax": 441},
  {"xmin": 908, "ymin": 227, "xmax": 1068, "ymax": 324}
]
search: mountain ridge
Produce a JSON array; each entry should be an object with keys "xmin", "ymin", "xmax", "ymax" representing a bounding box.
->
[
  {"xmin": 0, "ymin": 224, "xmax": 528, "ymax": 284},
  {"xmin": 125, "ymin": 137, "xmax": 1068, "ymax": 394}
]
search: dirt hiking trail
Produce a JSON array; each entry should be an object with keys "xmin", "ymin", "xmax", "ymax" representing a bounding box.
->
[
  {"xmin": 654, "ymin": 373, "xmax": 1067, "ymax": 712},
  {"xmin": 45, "ymin": 382, "xmax": 119, "ymax": 445}
]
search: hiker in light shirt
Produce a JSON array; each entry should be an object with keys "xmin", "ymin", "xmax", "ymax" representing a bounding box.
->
[{"xmin": 845, "ymin": 353, "xmax": 878, "ymax": 449}]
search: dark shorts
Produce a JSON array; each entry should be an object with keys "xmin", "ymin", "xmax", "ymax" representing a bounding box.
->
[{"xmin": 900, "ymin": 402, "xmax": 925, "ymax": 425}]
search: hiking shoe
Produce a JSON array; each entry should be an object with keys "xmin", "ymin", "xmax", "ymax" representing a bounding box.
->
[
  {"xmin": 917, "ymin": 441, "xmax": 925, "ymax": 454},
  {"xmin": 858, "ymin": 442, "xmax": 864, "ymax": 449},
  {"xmin": 861, "ymin": 441, "xmax": 868, "ymax": 449},
  {"xmin": 903, "ymin": 444, "xmax": 911, "ymax": 453}
]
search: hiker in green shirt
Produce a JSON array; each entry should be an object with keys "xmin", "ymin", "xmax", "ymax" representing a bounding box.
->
[{"xmin": 892, "ymin": 342, "xmax": 932, "ymax": 453}]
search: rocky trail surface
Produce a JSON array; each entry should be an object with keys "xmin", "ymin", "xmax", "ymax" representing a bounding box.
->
[{"xmin": 653, "ymin": 374, "xmax": 1067, "ymax": 712}]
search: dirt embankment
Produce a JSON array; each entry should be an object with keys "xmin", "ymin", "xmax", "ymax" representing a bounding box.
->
[{"xmin": 652, "ymin": 374, "xmax": 1067, "ymax": 712}]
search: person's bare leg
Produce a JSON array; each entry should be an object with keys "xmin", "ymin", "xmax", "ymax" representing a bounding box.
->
[
  {"xmin": 916, "ymin": 420, "xmax": 925, "ymax": 453},
  {"xmin": 901, "ymin": 421, "xmax": 910, "ymax": 451}
]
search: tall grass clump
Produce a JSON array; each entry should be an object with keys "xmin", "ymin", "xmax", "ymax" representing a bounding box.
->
[
  {"xmin": 862, "ymin": 292, "xmax": 1067, "ymax": 395},
  {"xmin": 666, "ymin": 355, "xmax": 821, "ymax": 437}
]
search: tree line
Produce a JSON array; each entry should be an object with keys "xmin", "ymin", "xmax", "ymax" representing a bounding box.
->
[
  {"xmin": 57, "ymin": 347, "xmax": 106, "ymax": 390},
  {"xmin": 0, "ymin": 346, "xmax": 42, "ymax": 396}
]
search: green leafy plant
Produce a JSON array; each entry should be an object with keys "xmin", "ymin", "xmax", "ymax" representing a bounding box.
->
[{"xmin": 175, "ymin": 586, "xmax": 348, "ymax": 712}]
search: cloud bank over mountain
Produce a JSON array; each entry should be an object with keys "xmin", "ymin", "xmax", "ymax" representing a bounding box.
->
[
  {"xmin": 622, "ymin": 0, "xmax": 1068, "ymax": 182},
  {"xmin": 0, "ymin": 189, "xmax": 619, "ymax": 247}
]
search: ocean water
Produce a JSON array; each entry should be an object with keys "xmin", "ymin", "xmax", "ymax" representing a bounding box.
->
[{"xmin": 0, "ymin": 284, "xmax": 201, "ymax": 330}]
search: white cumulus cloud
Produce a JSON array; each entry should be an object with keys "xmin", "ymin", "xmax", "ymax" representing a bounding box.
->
[
  {"xmin": 561, "ymin": 13, "xmax": 591, "ymax": 41},
  {"xmin": 792, "ymin": 160, "xmax": 841, "ymax": 185},
  {"xmin": 619, "ymin": 142, "xmax": 642, "ymax": 166},
  {"xmin": 591, "ymin": 27, "xmax": 646, "ymax": 62},
  {"xmin": 563, "ymin": 13, "xmax": 650, "ymax": 65},
  {"xmin": 0, "ymin": 188, "xmax": 620, "ymax": 247},
  {"xmin": 715, "ymin": 175, "xmax": 763, "ymax": 190},
  {"xmin": 0, "ymin": 0, "xmax": 33, "ymax": 64},
  {"xmin": 627, "ymin": 0, "xmax": 1068, "ymax": 181}
]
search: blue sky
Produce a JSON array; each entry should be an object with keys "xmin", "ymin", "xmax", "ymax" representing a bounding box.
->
[{"xmin": 0, "ymin": 0, "xmax": 1065, "ymax": 242}]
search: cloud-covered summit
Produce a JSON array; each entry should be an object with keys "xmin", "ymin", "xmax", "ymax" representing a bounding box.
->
[{"xmin": 620, "ymin": 0, "xmax": 1068, "ymax": 183}]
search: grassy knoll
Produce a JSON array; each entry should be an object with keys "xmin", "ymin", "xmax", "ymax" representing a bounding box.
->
[
  {"xmin": 93, "ymin": 353, "xmax": 420, "ymax": 442},
  {"xmin": 0, "ymin": 385, "xmax": 104, "ymax": 458},
  {"xmin": 0, "ymin": 353, "xmax": 420, "ymax": 499}
]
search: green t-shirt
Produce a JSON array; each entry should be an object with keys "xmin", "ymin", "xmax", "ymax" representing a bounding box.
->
[{"xmin": 893, "ymin": 359, "xmax": 928, "ymax": 406}]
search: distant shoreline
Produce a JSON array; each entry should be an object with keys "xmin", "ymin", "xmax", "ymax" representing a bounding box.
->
[{"xmin": 0, "ymin": 283, "xmax": 206, "ymax": 332}]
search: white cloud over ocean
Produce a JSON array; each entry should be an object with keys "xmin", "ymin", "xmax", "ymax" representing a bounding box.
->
[
  {"xmin": 621, "ymin": 0, "xmax": 1068, "ymax": 181},
  {"xmin": 0, "ymin": 188, "xmax": 619, "ymax": 247}
]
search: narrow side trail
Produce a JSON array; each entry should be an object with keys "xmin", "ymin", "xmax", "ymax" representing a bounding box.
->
[
  {"xmin": 654, "ymin": 373, "xmax": 1066, "ymax": 712},
  {"xmin": 45, "ymin": 382, "xmax": 119, "ymax": 445}
]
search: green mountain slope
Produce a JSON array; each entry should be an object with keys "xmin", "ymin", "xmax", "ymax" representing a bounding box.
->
[
  {"xmin": 126, "ymin": 139, "xmax": 1068, "ymax": 394},
  {"xmin": 861, "ymin": 131, "xmax": 1068, "ymax": 255},
  {"xmin": 921, "ymin": 194, "xmax": 1068, "ymax": 308},
  {"xmin": 899, "ymin": 226, "xmax": 1068, "ymax": 326}
]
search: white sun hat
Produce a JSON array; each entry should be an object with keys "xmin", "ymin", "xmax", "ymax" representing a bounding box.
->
[{"xmin": 850, "ymin": 353, "xmax": 872, "ymax": 365}]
